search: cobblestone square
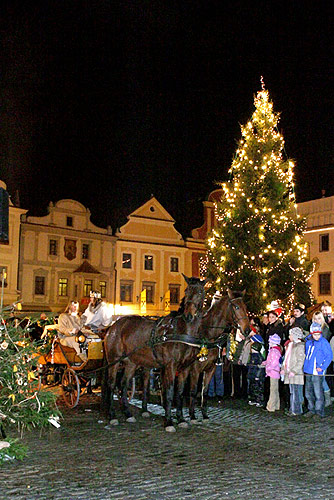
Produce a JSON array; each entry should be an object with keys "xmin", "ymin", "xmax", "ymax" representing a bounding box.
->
[{"xmin": 1, "ymin": 394, "xmax": 334, "ymax": 500}]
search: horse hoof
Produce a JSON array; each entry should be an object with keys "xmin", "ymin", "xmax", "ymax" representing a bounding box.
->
[
  {"xmin": 165, "ymin": 425, "xmax": 176, "ymax": 433},
  {"xmin": 126, "ymin": 416, "xmax": 137, "ymax": 423},
  {"xmin": 142, "ymin": 412, "xmax": 150, "ymax": 418},
  {"xmin": 109, "ymin": 419, "xmax": 119, "ymax": 426},
  {"xmin": 190, "ymin": 419, "xmax": 202, "ymax": 425},
  {"xmin": 178, "ymin": 421, "xmax": 189, "ymax": 429}
]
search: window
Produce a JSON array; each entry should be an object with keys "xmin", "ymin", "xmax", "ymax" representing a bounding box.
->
[
  {"xmin": 142, "ymin": 282, "xmax": 155, "ymax": 304},
  {"xmin": 100, "ymin": 280, "xmax": 107, "ymax": 298},
  {"xmin": 120, "ymin": 281, "xmax": 133, "ymax": 302},
  {"xmin": 320, "ymin": 234, "xmax": 329, "ymax": 252},
  {"xmin": 122, "ymin": 253, "xmax": 132, "ymax": 269},
  {"xmin": 84, "ymin": 280, "xmax": 93, "ymax": 297},
  {"xmin": 0, "ymin": 267, "xmax": 8, "ymax": 288},
  {"xmin": 66, "ymin": 216, "xmax": 73, "ymax": 227},
  {"xmin": 170, "ymin": 257, "xmax": 179, "ymax": 272},
  {"xmin": 58, "ymin": 278, "xmax": 68, "ymax": 297},
  {"xmin": 35, "ymin": 276, "xmax": 45, "ymax": 295},
  {"xmin": 144, "ymin": 255, "xmax": 153, "ymax": 271},
  {"xmin": 49, "ymin": 239, "xmax": 58, "ymax": 256},
  {"xmin": 82, "ymin": 243, "xmax": 90, "ymax": 259},
  {"xmin": 169, "ymin": 284, "xmax": 180, "ymax": 304},
  {"xmin": 319, "ymin": 273, "xmax": 331, "ymax": 295}
]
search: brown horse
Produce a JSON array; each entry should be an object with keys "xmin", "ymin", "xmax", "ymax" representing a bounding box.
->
[
  {"xmin": 103, "ymin": 287, "xmax": 250, "ymax": 432},
  {"xmin": 175, "ymin": 291, "xmax": 249, "ymax": 425},
  {"xmin": 101, "ymin": 275, "xmax": 206, "ymax": 427}
]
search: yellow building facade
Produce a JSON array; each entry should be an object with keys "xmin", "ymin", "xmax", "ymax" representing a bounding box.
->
[
  {"xmin": 19, "ymin": 199, "xmax": 116, "ymax": 312},
  {"xmin": 115, "ymin": 196, "xmax": 191, "ymax": 316},
  {"xmin": 298, "ymin": 195, "xmax": 334, "ymax": 305}
]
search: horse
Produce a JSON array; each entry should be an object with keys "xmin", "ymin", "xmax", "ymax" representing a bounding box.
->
[
  {"xmin": 174, "ymin": 291, "xmax": 249, "ymax": 425},
  {"xmin": 100, "ymin": 274, "xmax": 206, "ymax": 427},
  {"xmin": 103, "ymin": 287, "xmax": 250, "ymax": 432}
]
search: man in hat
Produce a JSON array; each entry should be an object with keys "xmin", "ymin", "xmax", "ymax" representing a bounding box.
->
[
  {"xmin": 304, "ymin": 322, "xmax": 333, "ymax": 418},
  {"xmin": 81, "ymin": 291, "xmax": 113, "ymax": 333}
]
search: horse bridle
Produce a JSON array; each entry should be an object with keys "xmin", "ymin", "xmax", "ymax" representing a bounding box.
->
[
  {"xmin": 227, "ymin": 296, "xmax": 249, "ymax": 334},
  {"xmin": 184, "ymin": 284, "xmax": 206, "ymax": 316}
]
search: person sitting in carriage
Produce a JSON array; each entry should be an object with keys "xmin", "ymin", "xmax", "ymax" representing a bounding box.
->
[
  {"xmin": 58, "ymin": 300, "xmax": 87, "ymax": 361},
  {"xmin": 80, "ymin": 291, "xmax": 113, "ymax": 334}
]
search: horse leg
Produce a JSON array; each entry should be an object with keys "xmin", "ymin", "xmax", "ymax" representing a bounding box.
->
[
  {"xmin": 98, "ymin": 358, "xmax": 110, "ymax": 422},
  {"xmin": 175, "ymin": 368, "xmax": 190, "ymax": 427},
  {"xmin": 107, "ymin": 364, "xmax": 120, "ymax": 426},
  {"xmin": 188, "ymin": 368, "xmax": 201, "ymax": 424},
  {"xmin": 162, "ymin": 365, "xmax": 177, "ymax": 432},
  {"xmin": 201, "ymin": 365, "xmax": 217, "ymax": 420},
  {"xmin": 141, "ymin": 369, "xmax": 151, "ymax": 418},
  {"xmin": 120, "ymin": 363, "xmax": 137, "ymax": 423}
]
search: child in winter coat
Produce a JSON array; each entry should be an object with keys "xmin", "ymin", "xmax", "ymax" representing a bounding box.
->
[
  {"xmin": 246, "ymin": 332, "xmax": 266, "ymax": 407},
  {"xmin": 262, "ymin": 333, "xmax": 282, "ymax": 412},
  {"xmin": 281, "ymin": 327, "xmax": 305, "ymax": 415}
]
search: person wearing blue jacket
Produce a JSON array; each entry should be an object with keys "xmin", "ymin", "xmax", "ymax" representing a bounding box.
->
[{"xmin": 304, "ymin": 322, "xmax": 333, "ymax": 418}]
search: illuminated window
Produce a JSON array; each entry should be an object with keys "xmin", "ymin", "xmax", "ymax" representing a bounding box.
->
[
  {"xmin": 320, "ymin": 234, "xmax": 329, "ymax": 252},
  {"xmin": 120, "ymin": 281, "xmax": 133, "ymax": 302},
  {"xmin": 142, "ymin": 282, "xmax": 155, "ymax": 303},
  {"xmin": 144, "ymin": 255, "xmax": 153, "ymax": 271},
  {"xmin": 49, "ymin": 239, "xmax": 58, "ymax": 256},
  {"xmin": 66, "ymin": 216, "xmax": 73, "ymax": 227},
  {"xmin": 35, "ymin": 276, "xmax": 45, "ymax": 295},
  {"xmin": 84, "ymin": 280, "xmax": 93, "ymax": 297},
  {"xmin": 319, "ymin": 273, "xmax": 331, "ymax": 295},
  {"xmin": 169, "ymin": 284, "xmax": 180, "ymax": 304},
  {"xmin": 170, "ymin": 257, "xmax": 179, "ymax": 272},
  {"xmin": 58, "ymin": 278, "xmax": 68, "ymax": 297},
  {"xmin": 100, "ymin": 280, "xmax": 106, "ymax": 298},
  {"xmin": 122, "ymin": 253, "xmax": 132, "ymax": 269},
  {"xmin": 82, "ymin": 243, "xmax": 90, "ymax": 259}
]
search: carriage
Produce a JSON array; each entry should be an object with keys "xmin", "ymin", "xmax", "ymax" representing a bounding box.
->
[{"xmin": 37, "ymin": 327, "xmax": 105, "ymax": 408}]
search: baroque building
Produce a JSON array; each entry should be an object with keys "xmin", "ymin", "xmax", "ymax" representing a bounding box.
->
[
  {"xmin": 19, "ymin": 199, "xmax": 116, "ymax": 312},
  {"xmin": 115, "ymin": 196, "xmax": 191, "ymax": 316}
]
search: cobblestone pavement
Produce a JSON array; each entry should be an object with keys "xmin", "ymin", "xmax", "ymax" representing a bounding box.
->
[{"xmin": 1, "ymin": 391, "xmax": 334, "ymax": 500}]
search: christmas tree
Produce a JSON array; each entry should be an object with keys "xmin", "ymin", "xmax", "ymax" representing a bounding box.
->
[
  {"xmin": 0, "ymin": 307, "xmax": 60, "ymax": 463},
  {"xmin": 206, "ymin": 82, "xmax": 314, "ymax": 314}
]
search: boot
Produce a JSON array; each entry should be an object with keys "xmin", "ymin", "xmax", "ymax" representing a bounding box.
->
[{"xmin": 324, "ymin": 391, "xmax": 332, "ymax": 407}]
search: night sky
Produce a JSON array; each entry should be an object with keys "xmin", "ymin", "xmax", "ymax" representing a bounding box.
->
[{"xmin": 1, "ymin": 1, "xmax": 333, "ymax": 237}]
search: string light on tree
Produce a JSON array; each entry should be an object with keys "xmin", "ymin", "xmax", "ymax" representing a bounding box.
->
[{"xmin": 205, "ymin": 80, "xmax": 315, "ymax": 314}]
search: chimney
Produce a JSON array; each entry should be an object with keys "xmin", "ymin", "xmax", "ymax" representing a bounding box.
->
[{"xmin": 321, "ymin": 189, "xmax": 326, "ymax": 198}]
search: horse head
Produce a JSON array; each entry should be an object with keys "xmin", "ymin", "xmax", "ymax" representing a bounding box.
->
[
  {"xmin": 226, "ymin": 288, "xmax": 251, "ymax": 335},
  {"xmin": 181, "ymin": 274, "xmax": 207, "ymax": 319}
]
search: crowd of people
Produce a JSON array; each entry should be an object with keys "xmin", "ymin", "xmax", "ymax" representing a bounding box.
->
[{"xmin": 211, "ymin": 302, "xmax": 334, "ymax": 419}]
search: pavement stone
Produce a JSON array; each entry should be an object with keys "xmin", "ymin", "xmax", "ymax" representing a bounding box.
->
[{"xmin": 0, "ymin": 393, "xmax": 334, "ymax": 499}]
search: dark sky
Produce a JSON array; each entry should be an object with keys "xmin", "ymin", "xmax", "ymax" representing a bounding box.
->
[{"xmin": 1, "ymin": 1, "xmax": 333, "ymax": 237}]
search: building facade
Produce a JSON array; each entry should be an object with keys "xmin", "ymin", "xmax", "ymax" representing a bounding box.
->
[
  {"xmin": 298, "ymin": 195, "xmax": 334, "ymax": 305},
  {"xmin": 0, "ymin": 180, "xmax": 27, "ymax": 306},
  {"xmin": 19, "ymin": 199, "xmax": 116, "ymax": 312},
  {"xmin": 115, "ymin": 196, "xmax": 190, "ymax": 316}
]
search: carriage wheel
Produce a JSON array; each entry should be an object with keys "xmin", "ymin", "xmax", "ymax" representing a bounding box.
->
[{"xmin": 61, "ymin": 368, "xmax": 80, "ymax": 408}]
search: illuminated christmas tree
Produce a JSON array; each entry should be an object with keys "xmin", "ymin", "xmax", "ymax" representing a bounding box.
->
[
  {"xmin": 0, "ymin": 309, "xmax": 60, "ymax": 463},
  {"xmin": 206, "ymin": 82, "xmax": 314, "ymax": 314}
]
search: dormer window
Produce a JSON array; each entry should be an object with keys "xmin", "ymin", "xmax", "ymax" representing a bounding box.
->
[{"xmin": 66, "ymin": 216, "xmax": 73, "ymax": 227}]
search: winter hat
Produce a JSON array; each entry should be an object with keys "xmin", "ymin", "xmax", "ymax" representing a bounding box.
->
[
  {"xmin": 268, "ymin": 334, "xmax": 281, "ymax": 345},
  {"xmin": 294, "ymin": 303, "xmax": 305, "ymax": 313},
  {"xmin": 270, "ymin": 301, "xmax": 279, "ymax": 310},
  {"xmin": 290, "ymin": 327, "xmax": 304, "ymax": 341},
  {"xmin": 251, "ymin": 333, "xmax": 264, "ymax": 344},
  {"xmin": 310, "ymin": 322, "xmax": 322, "ymax": 334}
]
